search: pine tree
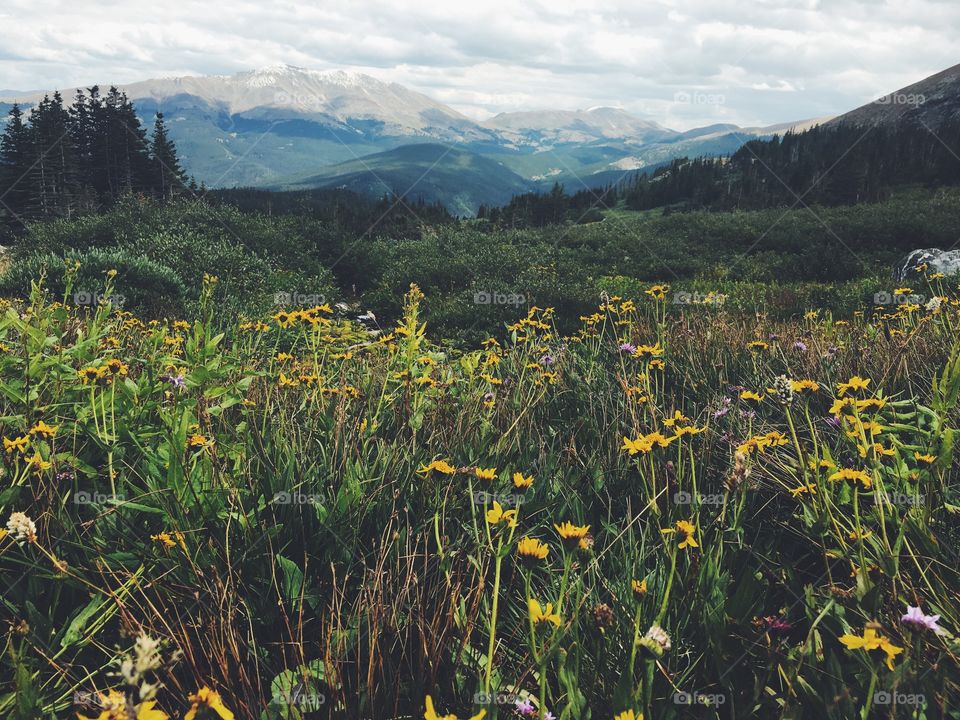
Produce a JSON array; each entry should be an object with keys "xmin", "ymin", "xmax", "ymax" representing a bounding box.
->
[
  {"xmin": 26, "ymin": 92, "xmax": 81, "ymax": 218},
  {"xmin": 0, "ymin": 104, "xmax": 33, "ymax": 222},
  {"xmin": 68, "ymin": 88, "xmax": 99, "ymax": 212},
  {"xmin": 150, "ymin": 112, "xmax": 187, "ymax": 199}
]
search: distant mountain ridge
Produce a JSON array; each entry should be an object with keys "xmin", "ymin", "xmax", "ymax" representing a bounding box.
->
[
  {"xmin": 276, "ymin": 143, "xmax": 534, "ymax": 216},
  {"xmin": 0, "ymin": 64, "xmax": 824, "ymax": 200},
  {"xmin": 829, "ymin": 63, "xmax": 960, "ymax": 129}
]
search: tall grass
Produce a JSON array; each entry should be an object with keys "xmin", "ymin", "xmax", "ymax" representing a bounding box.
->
[{"xmin": 0, "ymin": 268, "xmax": 958, "ymax": 719}]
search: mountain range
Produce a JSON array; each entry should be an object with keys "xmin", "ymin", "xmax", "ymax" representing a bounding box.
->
[{"xmin": 2, "ymin": 62, "xmax": 957, "ymax": 214}]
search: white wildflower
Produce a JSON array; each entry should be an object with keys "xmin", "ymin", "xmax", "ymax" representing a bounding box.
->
[{"xmin": 6, "ymin": 512, "xmax": 36, "ymax": 544}]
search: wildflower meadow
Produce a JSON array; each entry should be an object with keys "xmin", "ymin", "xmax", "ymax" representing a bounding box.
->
[{"xmin": 0, "ymin": 265, "xmax": 958, "ymax": 719}]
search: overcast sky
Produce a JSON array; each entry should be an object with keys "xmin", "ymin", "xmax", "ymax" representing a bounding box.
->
[{"xmin": 1, "ymin": 0, "xmax": 958, "ymax": 129}]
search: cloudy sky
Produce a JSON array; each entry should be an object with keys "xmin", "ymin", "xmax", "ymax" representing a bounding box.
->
[{"xmin": 0, "ymin": 0, "xmax": 958, "ymax": 128}]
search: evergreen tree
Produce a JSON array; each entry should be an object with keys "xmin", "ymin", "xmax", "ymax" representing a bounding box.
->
[
  {"xmin": 26, "ymin": 92, "xmax": 81, "ymax": 218},
  {"xmin": 150, "ymin": 112, "xmax": 187, "ymax": 199},
  {"xmin": 0, "ymin": 104, "xmax": 33, "ymax": 221},
  {"xmin": 68, "ymin": 88, "xmax": 99, "ymax": 212}
]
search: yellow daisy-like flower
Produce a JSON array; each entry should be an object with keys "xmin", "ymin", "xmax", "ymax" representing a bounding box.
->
[
  {"xmin": 278, "ymin": 372, "xmax": 300, "ymax": 388},
  {"xmin": 621, "ymin": 431, "xmax": 674, "ymax": 455},
  {"xmin": 747, "ymin": 340, "xmax": 769, "ymax": 351},
  {"xmin": 661, "ymin": 410, "xmax": 689, "ymax": 427},
  {"xmin": 914, "ymin": 452, "xmax": 936, "ymax": 464},
  {"xmin": 417, "ymin": 459, "xmax": 457, "ymax": 475},
  {"xmin": 839, "ymin": 627, "xmax": 903, "ymax": 671},
  {"xmin": 272, "ymin": 311, "xmax": 295, "ymax": 328},
  {"xmin": 740, "ymin": 390, "xmax": 765, "ymax": 402},
  {"xmin": 554, "ymin": 521, "xmax": 590, "ymax": 545},
  {"xmin": 633, "ymin": 343, "xmax": 663, "ymax": 359},
  {"xmin": 528, "ymin": 597, "xmax": 562, "ymax": 626},
  {"xmin": 662, "ymin": 519, "xmax": 698, "ymax": 549},
  {"xmin": 837, "ymin": 376, "xmax": 870, "ymax": 396},
  {"xmin": 151, "ymin": 531, "xmax": 185, "ymax": 552},
  {"xmin": 485, "ymin": 501, "xmax": 517, "ymax": 528},
  {"xmin": 28, "ymin": 420, "xmax": 58, "ymax": 438},
  {"xmin": 26, "ymin": 452, "xmax": 51, "ymax": 475},
  {"xmin": 512, "ymin": 472, "xmax": 534, "ymax": 489},
  {"xmin": 474, "ymin": 467, "xmax": 497, "ymax": 481},
  {"xmin": 632, "ymin": 578, "xmax": 648, "ymax": 596},
  {"xmin": 105, "ymin": 358, "xmax": 128, "ymax": 376},
  {"xmin": 423, "ymin": 695, "xmax": 486, "ymax": 720},
  {"xmin": 3, "ymin": 435, "xmax": 29, "ymax": 455},
  {"xmin": 78, "ymin": 366, "xmax": 105, "ymax": 384},
  {"xmin": 791, "ymin": 379, "xmax": 820, "ymax": 393},
  {"xmin": 516, "ymin": 537, "xmax": 550, "ymax": 562},
  {"xmin": 858, "ymin": 443, "xmax": 896, "ymax": 459},
  {"xmin": 151, "ymin": 532, "xmax": 177, "ymax": 549},
  {"xmin": 789, "ymin": 484, "xmax": 817, "ymax": 498},
  {"xmin": 184, "ymin": 687, "xmax": 234, "ymax": 720},
  {"xmin": 188, "ymin": 434, "xmax": 209, "ymax": 449},
  {"xmin": 644, "ymin": 284, "xmax": 669, "ymax": 301},
  {"xmin": 829, "ymin": 397, "xmax": 855, "ymax": 416},
  {"xmin": 856, "ymin": 397, "xmax": 886, "ymax": 412},
  {"xmin": 829, "ymin": 468, "xmax": 872, "ymax": 489},
  {"xmin": 614, "ymin": 711, "xmax": 642, "ymax": 720}
]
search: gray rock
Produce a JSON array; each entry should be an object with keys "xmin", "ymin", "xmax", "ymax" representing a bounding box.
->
[{"xmin": 894, "ymin": 248, "xmax": 960, "ymax": 280}]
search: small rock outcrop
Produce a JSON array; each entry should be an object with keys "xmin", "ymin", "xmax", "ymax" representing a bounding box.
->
[{"xmin": 894, "ymin": 248, "xmax": 960, "ymax": 280}]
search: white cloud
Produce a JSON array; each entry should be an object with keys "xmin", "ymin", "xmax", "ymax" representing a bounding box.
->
[{"xmin": 0, "ymin": 0, "xmax": 957, "ymax": 129}]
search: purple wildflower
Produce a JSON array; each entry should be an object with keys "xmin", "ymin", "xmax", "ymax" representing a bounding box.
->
[
  {"xmin": 538, "ymin": 354, "xmax": 555, "ymax": 366},
  {"xmin": 619, "ymin": 342, "xmax": 636, "ymax": 354},
  {"xmin": 760, "ymin": 615, "xmax": 793, "ymax": 636},
  {"xmin": 164, "ymin": 373, "xmax": 186, "ymax": 391},
  {"xmin": 713, "ymin": 397, "xmax": 732, "ymax": 419},
  {"xmin": 543, "ymin": 713, "xmax": 556, "ymax": 720},
  {"xmin": 792, "ymin": 340, "xmax": 808, "ymax": 352},
  {"xmin": 514, "ymin": 699, "xmax": 536, "ymax": 716},
  {"xmin": 902, "ymin": 606, "xmax": 942, "ymax": 633}
]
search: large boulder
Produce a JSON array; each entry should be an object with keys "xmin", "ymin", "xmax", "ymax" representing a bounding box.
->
[{"xmin": 894, "ymin": 248, "xmax": 960, "ymax": 280}]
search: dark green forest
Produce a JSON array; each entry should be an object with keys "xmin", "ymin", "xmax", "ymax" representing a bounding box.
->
[{"xmin": 0, "ymin": 87, "xmax": 188, "ymax": 232}]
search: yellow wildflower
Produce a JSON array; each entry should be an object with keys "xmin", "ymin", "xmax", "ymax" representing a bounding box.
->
[
  {"xmin": 3, "ymin": 435, "xmax": 29, "ymax": 454},
  {"xmin": 185, "ymin": 687, "xmax": 234, "ymax": 720},
  {"xmin": 474, "ymin": 467, "xmax": 497, "ymax": 481},
  {"xmin": 837, "ymin": 376, "xmax": 870, "ymax": 396},
  {"xmin": 528, "ymin": 597, "xmax": 562, "ymax": 626},
  {"xmin": 554, "ymin": 521, "xmax": 590, "ymax": 546},
  {"xmin": 424, "ymin": 695, "xmax": 486, "ymax": 720},
  {"xmin": 517, "ymin": 537, "xmax": 549, "ymax": 562},
  {"xmin": 417, "ymin": 459, "xmax": 457, "ymax": 475},
  {"xmin": 662, "ymin": 519, "xmax": 698, "ymax": 549},
  {"xmin": 839, "ymin": 627, "xmax": 903, "ymax": 671},
  {"xmin": 512, "ymin": 472, "xmax": 534, "ymax": 489},
  {"xmin": 29, "ymin": 420, "xmax": 58, "ymax": 438},
  {"xmin": 829, "ymin": 468, "xmax": 872, "ymax": 489},
  {"xmin": 485, "ymin": 501, "xmax": 517, "ymax": 528}
]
